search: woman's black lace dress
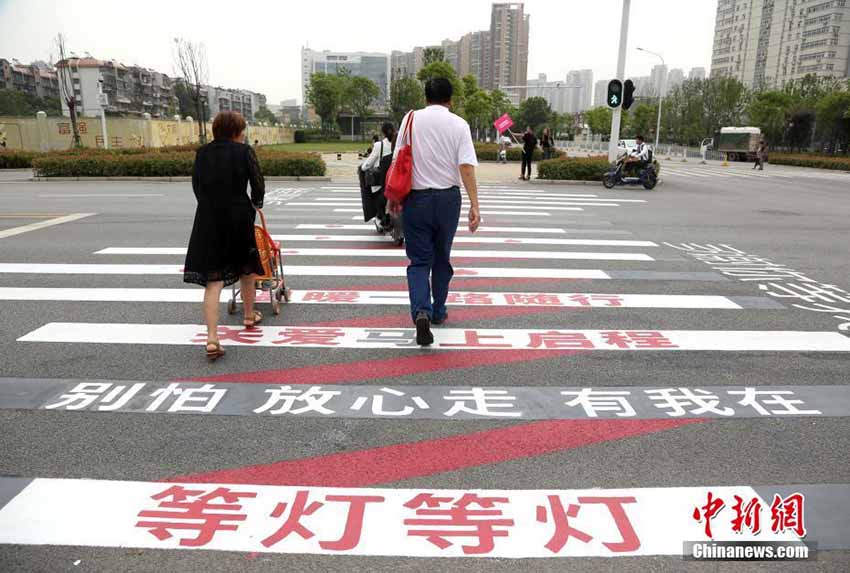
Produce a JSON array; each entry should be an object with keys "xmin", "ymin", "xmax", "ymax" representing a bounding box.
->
[{"xmin": 183, "ymin": 140, "xmax": 265, "ymax": 287}]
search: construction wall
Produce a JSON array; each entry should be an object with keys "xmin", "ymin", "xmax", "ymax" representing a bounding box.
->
[{"xmin": 0, "ymin": 114, "xmax": 293, "ymax": 152}]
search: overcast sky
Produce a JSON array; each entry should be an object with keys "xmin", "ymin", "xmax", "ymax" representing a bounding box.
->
[{"xmin": 0, "ymin": 0, "xmax": 718, "ymax": 104}]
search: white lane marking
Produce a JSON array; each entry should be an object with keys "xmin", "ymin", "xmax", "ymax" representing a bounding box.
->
[
  {"xmin": 0, "ymin": 263, "xmax": 610, "ymax": 279},
  {"xmin": 270, "ymin": 235, "xmax": 658, "ymax": 247},
  {"xmin": 93, "ymin": 237, "xmax": 655, "ymax": 248},
  {"xmin": 19, "ymin": 323, "xmax": 850, "ymax": 352},
  {"xmin": 94, "ymin": 247, "xmax": 654, "ymax": 262},
  {"xmin": 295, "ymin": 224, "xmax": 568, "ymax": 234},
  {"xmin": 0, "ymin": 213, "xmax": 95, "ymax": 240},
  {"xmin": 37, "ymin": 194, "xmax": 164, "ymax": 198},
  {"xmin": 0, "ymin": 479, "xmax": 798, "ymax": 558},
  {"xmin": 0, "ymin": 287, "xmax": 744, "ymax": 309},
  {"xmin": 465, "ymin": 200, "xmax": 627, "ymax": 207}
]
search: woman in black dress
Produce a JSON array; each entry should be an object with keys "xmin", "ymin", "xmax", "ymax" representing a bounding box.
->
[{"xmin": 184, "ymin": 111, "xmax": 265, "ymax": 360}]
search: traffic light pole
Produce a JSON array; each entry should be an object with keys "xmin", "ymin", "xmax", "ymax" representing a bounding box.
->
[{"xmin": 608, "ymin": 0, "xmax": 631, "ymax": 163}]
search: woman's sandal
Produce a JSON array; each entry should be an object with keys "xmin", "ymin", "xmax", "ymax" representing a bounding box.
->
[
  {"xmin": 243, "ymin": 310, "xmax": 263, "ymax": 328},
  {"xmin": 206, "ymin": 341, "xmax": 225, "ymax": 361}
]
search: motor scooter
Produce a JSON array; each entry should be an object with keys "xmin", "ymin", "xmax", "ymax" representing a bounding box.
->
[{"xmin": 603, "ymin": 153, "xmax": 658, "ymax": 190}]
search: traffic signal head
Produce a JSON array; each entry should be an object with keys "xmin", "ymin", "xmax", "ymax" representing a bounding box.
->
[
  {"xmin": 607, "ymin": 80, "xmax": 623, "ymax": 108},
  {"xmin": 623, "ymin": 79, "xmax": 635, "ymax": 110}
]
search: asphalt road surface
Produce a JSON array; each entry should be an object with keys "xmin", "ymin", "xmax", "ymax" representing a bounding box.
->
[{"xmin": 1, "ymin": 161, "xmax": 849, "ymax": 572}]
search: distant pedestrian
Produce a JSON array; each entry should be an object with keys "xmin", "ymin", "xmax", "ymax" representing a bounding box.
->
[
  {"xmin": 512, "ymin": 126, "xmax": 538, "ymax": 180},
  {"xmin": 390, "ymin": 77, "xmax": 481, "ymax": 346},
  {"xmin": 359, "ymin": 121, "xmax": 395, "ymax": 230},
  {"xmin": 754, "ymin": 140, "xmax": 767, "ymax": 170},
  {"xmin": 541, "ymin": 127, "xmax": 554, "ymax": 160},
  {"xmin": 184, "ymin": 111, "xmax": 265, "ymax": 361},
  {"xmin": 498, "ymin": 133, "xmax": 511, "ymax": 163}
]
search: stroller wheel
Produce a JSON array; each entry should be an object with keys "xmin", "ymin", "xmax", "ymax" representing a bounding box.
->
[
  {"xmin": 227, "ymin": 298, "xmax": 237, "ymax": 315},
  {"xmin": 283, "ymin": 287, "xmax": 292, "ymax": 302},
  {"xmin": 270, "ymin": 286, "xmax": 281, "ymax": 315}
]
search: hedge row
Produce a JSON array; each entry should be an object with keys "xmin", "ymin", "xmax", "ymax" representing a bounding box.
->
[
  {"xmin": 537, "ymin": 156, "xmax": 612, "ymax": 181},
  {"xmin": 768, "ymin": 153, "xmax": 850, "ymax": 171},
  {"xmin": 0, "ymin": 144, "xmax": 202, "ymax": 169},
  {"xmin": 473, "ymin": 143, "xmax": 565, "ymax": 162},
  {"xmin": 30, "ymin": 150, "xmax": 326, "ymax": 177},
  {"xmin": 294, "ymin": 129, "xmax": 341, "ymax": 143}
]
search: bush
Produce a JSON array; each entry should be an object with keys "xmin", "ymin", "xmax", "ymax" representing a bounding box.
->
[
  {"xmin": 537, "ymin": 156, "xmax": 612, "ymax": 181},
  {"xmin": 294, "ymin": 129, "xmax": 340, "ymax": 143},
  {"xmin": 768, "ymin": 153, "xmax": 850, "ymax": 171},
  {"xmin": 32, "ymin": 149, "xmax": 326, "ymax": 177},
  {"xmin": 0, "ymin": 150, "xmax": 38, "ymax": 169},
  {"xmin": 473, "ymin": 143, "xmax": 564, "ymax": 162}
]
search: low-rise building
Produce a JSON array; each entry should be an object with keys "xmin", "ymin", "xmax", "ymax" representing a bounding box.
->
[{"xmin": 0, "ymin": 58, "xmax": 60, "ymax": 100}]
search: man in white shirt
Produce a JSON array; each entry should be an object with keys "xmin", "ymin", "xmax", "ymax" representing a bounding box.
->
[{"xmin": 392, "ymin": 77, "xmax": 481, "ymax": 346}]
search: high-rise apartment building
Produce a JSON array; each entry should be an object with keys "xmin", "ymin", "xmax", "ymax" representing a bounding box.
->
[
  {"xmin": 667, "ymin": 68, "xmax": 685, "ymax": 92},
  {"xmin": 593, "ymin": 79, "xmax": 609, "ymax": 108},
  {"xmin": 689, "ymin": 67, "xmax": 707, "ymax": 80},
  {"xmin": 489, "ymin": 2, "xmax": 530, "ymax": 94},
  {"xmin": 565, "ymin": 69, "xmax": 594, "ymax": 113},
  {"xmin": 711, "ymin": 0, "xmax": 850, "ymax": 89},
  {"xmin": 650, "ymin": 64, "xmax": 668, "ymax": 97},
  {"xmin": 301, "ymin": 48, "xmax": 390, "ymax": 106}
]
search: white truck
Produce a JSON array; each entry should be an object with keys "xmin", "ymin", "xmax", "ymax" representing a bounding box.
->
[{"xmin": 701, "ymin": 127, "xmax": 763, "ymax": 162}]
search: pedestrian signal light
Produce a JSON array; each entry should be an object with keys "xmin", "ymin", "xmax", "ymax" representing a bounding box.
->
[{"xmin": 607, "ymin": 80, "xmax": 623, "ymax": 108}]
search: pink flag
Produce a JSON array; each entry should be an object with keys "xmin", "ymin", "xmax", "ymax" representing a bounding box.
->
[{"xmin": 493, "ymin": 113, "xmax": 514, "ymax": 134}]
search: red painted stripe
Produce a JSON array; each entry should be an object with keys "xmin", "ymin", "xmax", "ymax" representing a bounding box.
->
[
  {"xmin": 184, "ymin": 348, "xmax": 573, "ymax": 385},
  {"xmin": 168, "ymin": 418, "xmax": 702, "ymax": 487}
]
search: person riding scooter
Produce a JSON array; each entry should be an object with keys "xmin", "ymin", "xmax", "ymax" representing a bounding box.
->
[{"xmin": 624, "ymin": 134, "xmax": 651, "ymax": 174}]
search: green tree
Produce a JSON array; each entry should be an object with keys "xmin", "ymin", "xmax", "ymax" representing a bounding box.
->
[
  {"xmin": 390, "ymin": 77, "xmax": 425, "ymax": 125},
  {"xmin": 549, "ymin": 111, "xmax": 574, "ymax": 139},
  {"xmin": 489, "ymin": 89, "xmax": 512, "ymax": 117},
  {"xmin": 306, "ymin": 72, "xmax": 345, "ymax": 131},
  {"xmin": 464, "ymin": 90, "xmax": 493, "ymax": 140},
  {"xmin": 462, "ymin": 75, "xmax": 479, "ymax": 98},
  {"xmin": 345, "ymin": 76, "xmax": 380, "ymax": 139},
  {"xmin": 585, "ymin": 106, "xmax": 612, "ymax": 137},
  {"xmin": 816, "ymin": 91, "xmax": 850, "ymax": 152},
  {"xmin": 627, "ymin": 103, "xmax": 657, "ymax": 139},
  {"xmin": 0, "ymin": 89, "xmax": 62, "ymax": 116},
  {"xmin": 423, "ymin": 47, "xmax": 445, "ymax": 66},
  {"xmin": 253, "ymin": 106, "xmax": 278, "ymax": 125},
  {"xmin": 747, "ymin": 91, "xmax": 792, "ymax": 147},
  {"xmin": 517, "ymin": 96, "xmax": 551, "ymax": 132}
]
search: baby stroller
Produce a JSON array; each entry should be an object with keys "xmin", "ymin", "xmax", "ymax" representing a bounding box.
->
[{"xmin": 227, "ymin": 208, "xmax": 291, "ymax": 316}]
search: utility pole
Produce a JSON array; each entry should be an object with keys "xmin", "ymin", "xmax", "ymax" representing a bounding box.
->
[{"xmin": 608, "ymin": 0, "xmax": 631, "ymax": 162}]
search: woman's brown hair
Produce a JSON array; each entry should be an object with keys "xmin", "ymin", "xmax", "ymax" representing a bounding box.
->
[{"xmin": 212, "ymin": 111, "xmax": 247, "ymax": 140}]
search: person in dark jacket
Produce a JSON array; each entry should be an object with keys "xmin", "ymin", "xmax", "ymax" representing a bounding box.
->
[
  {"xmin": 541, "ymin": 127, "xmax": 554, "ymax": 160},
  {"xmin": 511, "ymin": 126, "xmax": 538, "ymax": 180},
  {"xmin": 184, "ymin": 111, "xmax": 265, "ymax": 361}
]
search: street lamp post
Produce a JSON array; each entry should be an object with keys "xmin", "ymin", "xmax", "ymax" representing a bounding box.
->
[{"xmin": 637, "ymin": 47, "xmax": 664, "ymax": 151}]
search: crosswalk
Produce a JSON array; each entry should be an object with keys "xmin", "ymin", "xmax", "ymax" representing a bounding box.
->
[
  {"xmin": 6, "ymin": 183, "xmax": 845, "ymax": 354},
  {"xmin": 660, "ymin": 162, "xmax": 850, "ymax": 182}
]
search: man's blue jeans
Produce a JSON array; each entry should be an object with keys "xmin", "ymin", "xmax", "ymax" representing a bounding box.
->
[{"xmin": 402, "ymin": 187, "xmax": 462, "ymax": 324}]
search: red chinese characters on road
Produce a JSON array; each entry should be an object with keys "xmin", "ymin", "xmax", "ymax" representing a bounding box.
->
[
  {"xmin": 136, "ymin": 485, "xmax": 257, "ymax": 547},
  {"xmin": 537, "ymin": 496, "xmax": 640, "ymax": 553},
  {"xmin": 403, "ymin": 493, "xmax": 514, "ymax": 555},
  {"xmin": 302, "ymin": 291, "xmax": 361, "ymax": 303},
  {"xmin": 135, "ymin": 486, "xmax": 647, "ymax": 555},
  {"xmin": 273, "ymin": 328, "xmax": 346, "ymax": 346}
]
